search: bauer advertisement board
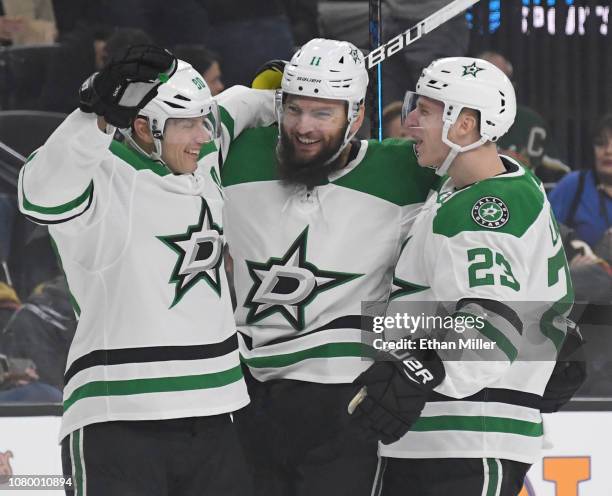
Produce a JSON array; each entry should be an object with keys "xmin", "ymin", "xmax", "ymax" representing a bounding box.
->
[{"xmin": 0, "ymin": 412, "xmax": 610, "ymax": 494}]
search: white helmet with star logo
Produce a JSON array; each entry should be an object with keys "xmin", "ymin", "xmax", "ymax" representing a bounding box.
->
[
  {"xmin": 403, "ymin": 56, "xmax": 516, "ymax": 176},
  {"xmin": 277, "ymin": 38, "xmax": 369, "ymax": 161},
  {"xmin": 121, "ymin": 60, "xmax": 221, "ymax": 164}
]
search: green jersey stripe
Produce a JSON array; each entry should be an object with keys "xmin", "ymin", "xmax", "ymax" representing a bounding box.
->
[
  {"xmin": 241, "ymin": 342, "xmax": 373, "ymax": 369},
  {"xmin": 63, "ymin": 365, "xmax": 243, "ymax": 412},
  {"xmin": 71, "ymin": 430, "xmax": 84, "ymax": 496},
  {"xmin": 219, "ymin": 105, "xmax": 235, "ymax": 142},
  {"xmin": 109, "ymin": 141, "xmax": 170, "ymax": 177},
  {"xmin": 486, "ymin": 458, "xmax": 499, "ymax": 496},
  {"xmin": 455, "ymin": 311, "xmax": 518, "ymax": 362},
  {"xmin": 21, "ymin": 178, "xmax": 93, "ymax": 215},
  {"xmin": 411, "ymin": 414, "xmax": 543, "ymax": 437}
]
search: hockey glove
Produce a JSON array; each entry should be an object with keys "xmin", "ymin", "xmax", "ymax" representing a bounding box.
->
[
  {"xmin": 541, "ymin": 324, "xmax": 587, "ymax": 413},
  {"xmin": 79, "ymin": 45, "xmax": 177, "ymax": 128},
  {"xmin": 349, "ymin": 348, "xmax": 445, "ymax": 445},
  {"xmin": 251, "ymin": 59, "xmax": 286, "ymax": 90}
]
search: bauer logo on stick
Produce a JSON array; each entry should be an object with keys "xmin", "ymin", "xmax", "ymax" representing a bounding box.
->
[{"xmin": 365, "ymin": 0, "xmax": 480, "ymax": 70}]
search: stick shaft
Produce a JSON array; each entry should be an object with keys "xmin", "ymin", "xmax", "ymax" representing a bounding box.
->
[
  {"xmin": 365, "ymin": 0, "xmax": 480, "ymax": 70},
  {"xmin": 368, "ymin": 0, "xmax": 383, "ymax": 140}
]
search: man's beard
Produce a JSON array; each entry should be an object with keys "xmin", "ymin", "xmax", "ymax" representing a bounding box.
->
[{"xmin": 276, "ymin": 126, "xmax": 347, "ymax": 189}]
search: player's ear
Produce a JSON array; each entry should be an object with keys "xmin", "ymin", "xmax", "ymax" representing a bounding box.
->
[
  {"xmin": 450, "ymin": 109, "xmax": 479, "ymax": 143},
  {"xmin": 133, "ymin": 117, "xmax": 154, "ymax": 144}
]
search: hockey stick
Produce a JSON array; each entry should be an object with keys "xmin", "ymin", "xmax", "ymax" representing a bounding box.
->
[
  {"xmin": 365, "ymin": 0, "xmax": 480, "ymax": 70},
  {"xmin": 368, "ymin": 0, "xmax": 383, "ymax": 141}
]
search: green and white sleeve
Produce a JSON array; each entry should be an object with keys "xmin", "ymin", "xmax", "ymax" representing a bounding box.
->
[
  {"xmin": 431, "ymin": 232, "xmax": 529, "ymax": 398},
  {"xmin": 214, "ymin": 86, "xmax": 276, "ymax": 158},
  {"xmin": 18, "ymin": 110, "xmax": 113, "ymax": 225}
]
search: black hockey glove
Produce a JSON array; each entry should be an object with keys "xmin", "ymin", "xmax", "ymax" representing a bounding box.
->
[
  {"xmin": 541, "ymin": 324, "xmax": 587, "ymax": 413},
  {"xmin": 79, "ymin": 44, "xmax": 177, "ymax": 128},
  {"xmin": 251, "ymin": 59, "xmax": 286, "ymax": 90},
  {"xmin": 349, "ymin": 348, "xmax": 445, "ymax": 445}
]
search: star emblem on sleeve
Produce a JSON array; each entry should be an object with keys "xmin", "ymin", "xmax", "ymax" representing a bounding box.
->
[
  {"xmin": 471, "ymin": 196, "xmax": 510, "ymax": 229},
  {"xmin": 462, "ymin": 61, "xmax": 485, "ymax": 77},
  {"xmin": 244, "ymin": 226, "xmax": 362, "ymax": 331},
  {"xmin": 158, "ymin": 198, "xmax": 224, "ymax": 308}
]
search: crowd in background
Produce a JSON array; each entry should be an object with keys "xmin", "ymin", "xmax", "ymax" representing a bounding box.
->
[{"xmin": 0, "ymin": 0, "xmax": 610, "ymax": 402}]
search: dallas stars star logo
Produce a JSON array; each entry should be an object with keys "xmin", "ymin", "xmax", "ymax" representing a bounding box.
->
[
  {"xmin": 349, "ymin": 47, "xmax": 362, "ymax": 64},
  {"xmin": 389, "ymin": 238, "xmax": 429, "ymax": 300},
  {"xmin": 462, "ymin": 61, "xmax": 484, "ymax": 77},
  {"xmin": 244, "ymin": 226, "xmax": 362, "ymax": 330},
  {"xmin": 158, "ymin": 198, "xmax": 224, "ymax": 308},
  {"xmin": 471, "ymin": 196, "xmax": 510, "ymax": 229}
]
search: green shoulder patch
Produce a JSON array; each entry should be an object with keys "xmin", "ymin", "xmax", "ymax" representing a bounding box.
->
[
  {"xmin": 333, "ymin": 139, "xmax": 437, "ymax": 206},
  {"xmin": 109, "ymin": 140, "xmax": 170, "ymax": 177},
  {"xmin": 221, "ymin": 126, "xmax": 279, "ymax": 187},
  {"xmin": 433, "ymin": 173, "xmax": 545, "ymax": 238}
]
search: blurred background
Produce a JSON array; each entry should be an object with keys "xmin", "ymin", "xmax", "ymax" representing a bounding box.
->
[{"xmin": 0, "ymin": 1, "xmax": 610, "ymax": 491}]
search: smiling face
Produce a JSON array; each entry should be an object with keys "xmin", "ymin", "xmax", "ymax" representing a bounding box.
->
[
  {"xmin": 276, "ymin": 94, "xmax": 358, "ymax": 187},
  {"xmin": 594, "ymin": 128, "xmax": 612, "ymax": 184},
  {"xmin": 280, "ymin": 95, "xmax": 348, "ymax": 163},
  {"xmin": 403, "ymin": 96, "xmax": 449, "ymax": 168},
  {"xmin": 161, "ymin": 117, "xmax": 212, "ymax": 174}
]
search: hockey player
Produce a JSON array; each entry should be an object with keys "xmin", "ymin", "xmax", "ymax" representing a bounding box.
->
[
  {"xmin": 351, "ymin": 57, "xmax": 574, "ymax": 495},
  {"xmin": 18, "ymin": 45, "xmax": 275, "ymax": 495},
  {"xmin": 219, "ymin": 39, "xmax": 438, "ymax": 495}
]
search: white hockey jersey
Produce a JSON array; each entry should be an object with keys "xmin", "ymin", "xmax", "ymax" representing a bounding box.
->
[
  {"xmin": 381, "ymin": 157, "xmax": 573, "ymax": 463},
  {"xmin": 17, "ymin": 86, "xmax": 275, "ymax": 441},
  {"xmin": 221, "ymin": 129, "xmax": 438, "ymax": 383}
]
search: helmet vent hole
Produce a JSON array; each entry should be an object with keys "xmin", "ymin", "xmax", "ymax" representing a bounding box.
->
[
  {"xmin": 174, "ymin": 94, "xmax": 190, "ymax": 101},
  {"xmin": 339, "ymin": 56, "xmax": 344, "ymax": 63},
  {"xmin": 441, "ymin": 70, "xmax": 451, "ymax": 74},
  {"xmin": 499, "ymin": 108, "xmax": 505, "ymax": 114},
  {"xmin": 163, "ymin": 101, "xmax": 186, "ymax": 109},
  {"xmin": 486, "ymin": 120, "xmax": 496, "ymax": 126},
  {"xmin": 314, "ymin": 88, "xmax": 319, "ymax": 93},
  {"xmin": 298, "ymin": 86, "xmax": 303, "ymax": 91}
]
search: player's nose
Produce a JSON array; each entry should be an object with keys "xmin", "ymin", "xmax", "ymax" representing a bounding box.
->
[{"xmin": 403, "ymin": 109, "xmax": 419, "ymax": 128}]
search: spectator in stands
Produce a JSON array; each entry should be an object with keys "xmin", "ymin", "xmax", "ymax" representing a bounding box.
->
[
  {"xmin": 173, "ymin": 44, "xmax": 224, "ymax": 95},
  {"xmin": 0, "ymin": 0, "xmax": 56, "ymax": 46},
  {"xmin": 0, "ymin": 354, "xmax": 62, "ymax": 402},
  {"xmin": 550, "ymin": 114, "xmax": 612, "ymax": 303},
  {"xmin": 39, "ymin": 26, "xmax": 152, "ymax": 114},
  {"xmin": 1, "ymin": 275, "xmax": 76, "ymax": 391},
  {"xmin": 0, "ymin": 280, "xmax": 62, "ymax": 402},
  {"xmin": 0, "ymin": 280, "xmax": 19, "ymax": 328},
  {"xmin": 478, "ymin": 51, "xmax": 570, "ymax": 184},
  {"xmin": 382, "ymin": 100, "xmax": 410, "ymax": 139},
  {"xmin": 202, "ymin": 0, "xmax": 294, "ymax": 86},
  {"xmin": 550, "ymin": 114, "xmax": 612, "ymax": 248},
  {"xmin": 282, "ymin": 0, "xmax": 320, "ymax": 45}
]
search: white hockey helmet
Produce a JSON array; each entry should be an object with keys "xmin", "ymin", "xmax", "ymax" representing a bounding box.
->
[
  {"xmin": 403, "ymin": 56, "xmax": 516, "ymax": 175},
  {"xmin": 124, "ymin": 60, "xmax": 220, "ymax": 162},
  {"xmin": 278, "ymin": 38, "xmax": 369, "ymax": 161}
]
